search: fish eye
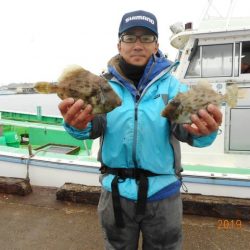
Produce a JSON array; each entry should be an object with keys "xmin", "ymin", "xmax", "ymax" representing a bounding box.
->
[{"xmin": 171, "ymin": 100, "xmax": 181, "ymax": 107}]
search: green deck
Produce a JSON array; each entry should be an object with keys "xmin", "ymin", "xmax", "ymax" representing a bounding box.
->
[
  {"xmin": 183, "ymin": 164, "xmax": 250, "ymax": 175},
  {"xmin": 0, "ymin": 110, "xmax": 93, "ymax": 155},
  {"xmin": 0, "ymin": 145, "xmax": 98, "ymax": 162},
  {"xmin": 2, "ymin": 143, "xmax": 249, "ymax": 176}
]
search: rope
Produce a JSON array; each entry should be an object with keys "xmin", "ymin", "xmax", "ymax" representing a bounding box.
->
[{"xmin": 25, "ymin": 145, "xmax": 47, "ymax": 182}]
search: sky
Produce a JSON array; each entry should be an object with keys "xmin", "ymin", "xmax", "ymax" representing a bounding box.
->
[{"xmin": 0, "ymin": 0, "xmax": 249, "ymax": 85}]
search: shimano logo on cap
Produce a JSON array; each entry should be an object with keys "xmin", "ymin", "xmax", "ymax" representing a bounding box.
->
[{"xmin": 125, "ymin": 16, "xmax": 155, "ymax": 25}]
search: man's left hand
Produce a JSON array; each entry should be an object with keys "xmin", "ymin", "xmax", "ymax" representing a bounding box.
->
[{"xmin": 183, "ymin": 104, "xmax": 222, "ymax": 136}]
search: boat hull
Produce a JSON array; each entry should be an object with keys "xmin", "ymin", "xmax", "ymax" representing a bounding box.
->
[
  {"xmin": 1, "ymin": 151, "xmax": 249, "ymax": 199},
  {"xmin": 0, "ymin": 153, "xmax": 100, "ymax": 188}
]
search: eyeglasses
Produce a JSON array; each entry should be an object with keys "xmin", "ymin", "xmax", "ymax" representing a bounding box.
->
[{"xmin": 120, "ymin": 34, "xmax": 157, "ymax": 43}]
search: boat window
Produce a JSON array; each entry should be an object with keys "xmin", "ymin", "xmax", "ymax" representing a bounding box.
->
[
  {"xmin": 202, "ymin": 44, "xmax": 233, "ymax": 77},
  {"xmin": 241, "ymin": 41, "xmax": 250, "ymax": 74},
  {"xmin": 185, "ymin": 44, "xmax": 234, "ymax": 78},
  {"xmin": 185, "ymin": 46, "xmax": 201, "ymax": 77},
  {"xmin": 234, "ymin": 43, "xmax": 240, "ymax": 77}
]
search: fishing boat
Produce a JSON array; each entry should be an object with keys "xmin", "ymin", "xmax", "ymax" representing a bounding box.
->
[
  {"xmin": 0, "ymin": 108, "xmax": 101, "ymax": 189},
  {"xmin": 0, "ymin": 90, "xmax": 17, "ymax": 95},
  {"xmin": 169, "ymin": 1, "xmax": 250, "ymax": 198}
]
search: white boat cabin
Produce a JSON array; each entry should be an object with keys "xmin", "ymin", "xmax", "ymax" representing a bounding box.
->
[{"xmin": 169, "ymin": 17, "xmax": 250, "ymax": 170}]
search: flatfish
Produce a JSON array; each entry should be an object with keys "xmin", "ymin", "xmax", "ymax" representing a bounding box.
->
[{"xmin": 34, "ymin": 65, "xmax": 122, "ymax": 115}]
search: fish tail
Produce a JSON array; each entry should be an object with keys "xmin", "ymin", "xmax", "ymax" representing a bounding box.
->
[
  {"xmin": 224, "ymin": 83, "xmax": 238, "ymax": 108},
  {"xmin": 34, "ymin": 82, "xmax": 58, "ymax": 94}
]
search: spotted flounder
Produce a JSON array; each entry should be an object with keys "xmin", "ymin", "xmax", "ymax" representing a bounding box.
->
[
  {"xmin": 34, "ymin": 65, "xmax": 122, "ymax": 115},
  {"xmin": 161, "ymin": 81, "xmax": 239, "ymax": 124}
]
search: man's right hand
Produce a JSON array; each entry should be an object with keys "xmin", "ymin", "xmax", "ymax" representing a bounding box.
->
[{"xmin": 58, "ymin": 98, "xmax": 94, "ymax": 130}]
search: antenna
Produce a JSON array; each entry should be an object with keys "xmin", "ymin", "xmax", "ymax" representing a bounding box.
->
[
  {"xmin": 226, "ymin": 0, "xmax": 236, "ymax": 29},
  {"xmin": 199, "ymin": 0, "xmax": 237, "ymax": 29}
]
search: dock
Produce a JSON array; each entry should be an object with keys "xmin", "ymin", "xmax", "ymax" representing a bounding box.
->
[{"xmin": 0, "ymin": 186, "xmax": 250, "ymax": 250}]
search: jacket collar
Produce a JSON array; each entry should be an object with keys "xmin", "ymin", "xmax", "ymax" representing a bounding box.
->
[{"xmin": 107, "ymin": 50, "xmax": 172, "ymax": 97}]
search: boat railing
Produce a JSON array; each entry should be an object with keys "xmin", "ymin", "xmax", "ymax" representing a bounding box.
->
[{"xmin": 0, "ymin": 109, "xmax": 63, "ymax": 125}]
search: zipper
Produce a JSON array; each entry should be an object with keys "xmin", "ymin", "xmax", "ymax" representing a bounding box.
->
[
  {"xmin": 134, "ymin": 93, "xmax": 140, "ymax": 121},
  {"xmin": 110, "ymin": 77, "xmax": 140, "ymax": 168},
  {"xmin": 131, "ymin": 60, "xmax": 157, "ymax": 168},
  {"xmin": 132, "ymin": 93, "xmax": 140, "ymax": 168}
]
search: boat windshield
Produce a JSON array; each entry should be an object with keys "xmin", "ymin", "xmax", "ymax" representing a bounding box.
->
[{"xmin": 185, "ymin": 43, "xmax": 239, "ymax": 78}]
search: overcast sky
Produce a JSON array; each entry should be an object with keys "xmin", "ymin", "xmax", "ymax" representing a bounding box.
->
[{"xmin": 0, "ymin": 0, "xmax": 248, "ymax": 85}]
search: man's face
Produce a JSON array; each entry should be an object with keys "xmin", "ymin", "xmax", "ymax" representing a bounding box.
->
[{"xmin": 117, "ymin": 28, "xmax": 159, "ymax": 66}]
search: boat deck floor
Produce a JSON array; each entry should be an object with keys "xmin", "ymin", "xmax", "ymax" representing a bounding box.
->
[{"xmin": 0, "ymin": 186, "xmax": 250, "ymax": 250}]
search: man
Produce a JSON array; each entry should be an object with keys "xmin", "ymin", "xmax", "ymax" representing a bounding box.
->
[{"xmin": 59, "ymin": 10, "xmax": 222, "ymax": 250}]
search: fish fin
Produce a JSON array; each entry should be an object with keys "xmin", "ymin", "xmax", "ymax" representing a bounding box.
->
[
  {"xmin": 224, "ymin": 83, "xmax": 238, "ymax": 107},
  {"xmin": 237, "ymin": 88, "xmax": 249, "ymax": 99},
  {"xmin": 34, "ymin": 82, "xmax": 58, "ymax": 94},
  {"xmin": 196, "ymin": 80, "xmax": 212, "ymax": 89},
  {"xmin": 58, "ymin": 65, "xmax": 83, "ymax": 82}
]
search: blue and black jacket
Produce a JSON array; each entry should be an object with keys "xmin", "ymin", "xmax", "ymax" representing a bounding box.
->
[{"xmin": 64, "ymin": 51, "xmax": 217, "ymax": 201}]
